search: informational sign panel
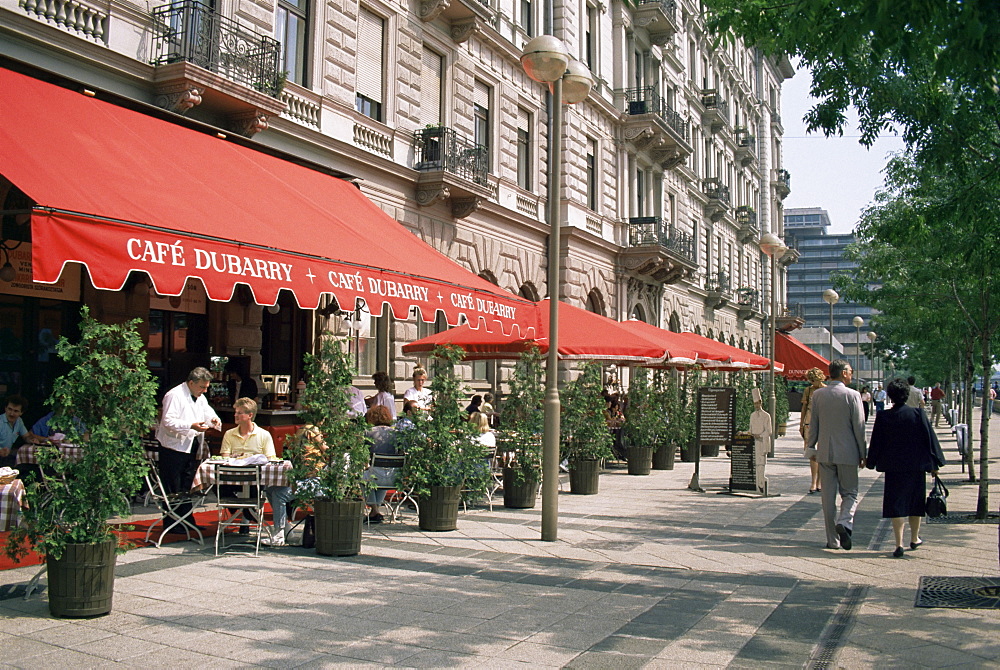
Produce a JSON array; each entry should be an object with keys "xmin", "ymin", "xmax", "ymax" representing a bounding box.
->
[
  {"xmin": 696, "ymin": 387, "xmax": 736, "ymax": 450},
  {"xmin": 0, "ymin": 242, "xmax": 80, "ymax": 301},
  {"xmin": 730, "ymin": 433, "xmax": 766, "ymax": 494}
]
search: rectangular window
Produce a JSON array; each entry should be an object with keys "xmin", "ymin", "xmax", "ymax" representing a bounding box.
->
[
  {"xmin": 585, "ymin": 5, "xmax": 597, "ymax": 71},
  {"xmin": 519, "ymin": 0, "xmax": 533, "ymax": 35},
  {"xmin": 586, "ymin": 139, "xmax": 597, "ymax": 211},
  {"xmin": 356, "ymin": 8, "xmax": 384, "ymax": 121},
  {"xmin": 516, "ymin": 107, "xmax": 531, "ymax": 191},
  {"xmin": 474, "ymin": 79, "xmax": 491, "ymax": 170},
  {"xmin": 636, "ymin": 167, "xmax": 646, "ymax": 216},
  {"xmin": 420, "ymin": 47, "xmax": 442, "ymax": 126},
  {"xmin": 276, "ymin": 0, "xmax": 308, "ymax": 85}
]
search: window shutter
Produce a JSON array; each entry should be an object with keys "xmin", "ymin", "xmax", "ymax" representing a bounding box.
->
[
  {"xmin": 517, "ymin": 105, "xmax": 529, "ymax": 130},
  {"xmin": 420, "ymin": 48, "xmax": 442, "ymax": 125},
  {"xmin": 474, "ymin": 79, "xmax": 490, "ymax": 110},
  {"xmin": 357, "ymin": 9, "xmax": 384, "ymax": 103}
]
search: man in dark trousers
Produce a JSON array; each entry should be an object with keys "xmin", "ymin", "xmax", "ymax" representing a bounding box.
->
[{"xmin": 806, "ymin": 359, "xmax": 867, "ymax": 550}]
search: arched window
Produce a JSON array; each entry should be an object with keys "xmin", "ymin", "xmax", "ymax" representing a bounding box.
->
[
  {"xmin": 479, "ymin": 270, "xmax": 498, "ymax": 286},
  {"xmin": 668, "ymin": 312, "xmax": 681, "ymax": 332},
  {"xmin": 695, "ymin": 325, "xmax": 702, "ymax": 336},
  {"xmin": 630, "ymin": 303, "xmax": 646, "ymax": 322},
  {"xmin": 519, "ymin": 282, "xmax": 539, "ymax": 301},
  {"xmin": 586, "ymin": 289, "xmax": 605, "ymax": 316}
]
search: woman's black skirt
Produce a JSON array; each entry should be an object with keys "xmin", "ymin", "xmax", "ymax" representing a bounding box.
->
[{"xmin": 882, "ymin": 470, "xmax": 928, "ymax": 518}]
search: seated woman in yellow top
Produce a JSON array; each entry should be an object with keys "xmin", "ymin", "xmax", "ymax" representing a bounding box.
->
[{"xmin": 221, "ymin": 397, "xmax": 275, "ymax": 458}]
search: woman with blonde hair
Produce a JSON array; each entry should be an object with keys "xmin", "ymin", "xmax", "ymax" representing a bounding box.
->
[{"xmin": 800, "ymin": 367, "xmax": 827, "ymax": 494}]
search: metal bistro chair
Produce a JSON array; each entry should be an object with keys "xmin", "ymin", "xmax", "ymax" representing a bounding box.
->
[
  {"xmin": 461, "ymin": 445, "xmax": 501, "ymax": 512},
  {"xmin": 214, "ymin": 464, "xmax": 266, "ymax": 556},
  {"xmin": 373, "ymin": 454, "xmax": 418, "ymax": 524},
  {"xmin": 143, "ymin": 460, "xmax": 205, "ymax": 548}
]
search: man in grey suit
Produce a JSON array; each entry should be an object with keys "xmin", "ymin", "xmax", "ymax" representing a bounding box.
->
[{"xmin": 806, "ymin": 359, "xmax": 867, "ymax": 550}]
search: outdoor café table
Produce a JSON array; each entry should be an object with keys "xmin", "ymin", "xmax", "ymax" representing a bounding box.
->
[
  {"xmin": 0, "ymin": 479, "xmax": 26, "ymax": 531},
  {"xmin": 17, "ymin": 439, "xmax": 208, "ymax": 465},
  {"xmin": 191, "ymin": 459, "xmax": 291, "ymax": 491}
]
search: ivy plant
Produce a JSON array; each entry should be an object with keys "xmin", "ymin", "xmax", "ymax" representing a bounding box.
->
[
  {"xmin": 284, "ymin": 334, "xmax": 373, "ymax": 504},
  {"xmin": 6, "ymin": 307, "xmax": 158, "ymax": 562},
  {"xmin": 560, "ymin": 362, "xmax": 613, "ymax": 463},
  {"xmin": 498, "ymin": 346, "xmax": 544, "ymax": 485}
]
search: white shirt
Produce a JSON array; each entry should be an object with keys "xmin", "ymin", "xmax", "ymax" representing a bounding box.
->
[
  {"xmin": 403, "ymin": 386, "xmax": 432, "ymax": 409},
  {"xmin": 347, "ymin": 386, "xmax": 367, "ymax": 417},
  {"xmin": 155, "ymin": 382, "xmax": 221, "ymax": 454},
  {"xmin": 371, "ymin": 391, "xmax": 397, "ymax": 419}
]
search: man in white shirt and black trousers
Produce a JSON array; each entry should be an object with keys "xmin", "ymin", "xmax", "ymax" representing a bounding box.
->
[{"xmin": 155, "ymin": 367, "xmax": 221, "ymax": 531}]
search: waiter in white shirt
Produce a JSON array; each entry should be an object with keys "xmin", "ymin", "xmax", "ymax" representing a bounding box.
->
[{"xmin": 155, "ymin": 367, "xmax": 221, "ymax": 530}]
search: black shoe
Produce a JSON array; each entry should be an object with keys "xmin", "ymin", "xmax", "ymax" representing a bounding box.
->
[
  {"xmin": 368, "ymin": 513, "xmax": 383, "ymax": 525},
  {"xmin": 893, "ymin": 546, "xmax": 905, "ymax": 558},
  {"xmin": 910, "ymin": 540, "xmax": 923, "ymax": 550},
  {"xmin": 238, "ymin": 525, "xmax": 250, "ymax": 536},
  {"xmin": 302, "ymin": 516, "xmax": 315, "ymax": 549},
  {"xmin": 836, "ymin": 523, "xmax": 852, "ymax": 550}
]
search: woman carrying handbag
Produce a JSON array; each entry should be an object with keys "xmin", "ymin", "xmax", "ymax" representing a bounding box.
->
[{"xmin": 866, "ymin": 378, "xmax": 947, "ymax": 557}]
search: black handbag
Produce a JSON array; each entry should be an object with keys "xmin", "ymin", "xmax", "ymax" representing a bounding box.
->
[{"xmin": 925, "ymin": 475, "xmax": 948, "ymax": 518}]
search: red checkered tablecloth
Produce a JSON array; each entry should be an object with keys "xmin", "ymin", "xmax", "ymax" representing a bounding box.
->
[
  {"xmin": 191, "ymin": 460, "xmax": 291, "ymax": 490},
  {"xmin": 0, "ymin": 479, "xmax": 25, "ymax": 531},
  {"xmin": 17, "ymin": 438, "xmax": 208, "ymax": 465}
]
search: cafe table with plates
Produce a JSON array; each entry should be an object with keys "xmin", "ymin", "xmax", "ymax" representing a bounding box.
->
[
  {"xmin": 16, "ymin": 438, "xmax": 209, "ymax": 465},
  {"xmin": 0, "ymin": 477, "xmax": 26, "ymax": 531},
  {"xmin": 191, "ymin": 457, "xmax": 292, "ymax": 491}
]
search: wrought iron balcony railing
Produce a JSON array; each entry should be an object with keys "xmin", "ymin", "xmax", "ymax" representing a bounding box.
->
[
  {"xmin": 413, "ymin": 126, "xmax": 489, "ymax": 186},
  {"xmin": 701, "ymin": 89, "xmax": 729, "ymax": 117},
  {"xmin": 151, "ymin": 0, "xmax": 283, "ymax": 97},
  {"xmin": 776, "ymin": 168, "xmax": 791, "ymax": 190},
  {"xmin": 623, "ymin": 87, "xmax": 689, "ymax": 140},
  {"xmin": 637, "ymin": 0, "xmax": 677, "ymax": 16},
  {"xmin": 735, "ymin": 126, "xmax": 756, "ymax": 148},
  {"xmin": 626, "ymin": 217, "xmax": 695, "ymax": 262},
  {"xmin": 702, "ymin": 179, "xmax": 731, "ymax": 204},
  {"xmin": 705, "ymin": 271, "xmax": 731, "ymax": 294},
  {"xmin": 736, "ymin": 287, "xmax": 760, "ymax": 310}
]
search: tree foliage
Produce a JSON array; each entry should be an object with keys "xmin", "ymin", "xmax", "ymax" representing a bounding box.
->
[
  {"xmin": 560, "ymin": 362, "xmax": 613, "ymax": 462},
  {"xmin": 499, "ymin": 347, "xmax": 544, "ymax": 484}
]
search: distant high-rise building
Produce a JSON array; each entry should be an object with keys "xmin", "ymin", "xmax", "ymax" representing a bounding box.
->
[{"xmin": 784, "ymin": 208, "xmax": 877, "ymax": 380}]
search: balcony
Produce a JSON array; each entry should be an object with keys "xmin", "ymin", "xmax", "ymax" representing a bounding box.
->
[
  {"xmin": 736, "ymin": 287, "xmax": 762, "ymax": 320},
  {"xmin": 735, "ymin": 205, "xmax": 759, "ymax": 243},
  {"xmin": 413, "ymin": 126, "xmax": 492, "ymax": 218},
  {"xmin": 773, "ymin": 168, "xmax": 791, "ymax": 198},
  {"xmin": 777, "ymin": 302, "xmax": 806, "ymax": 332},
  {"xmin": 633, "ymin": 0, "xmax": 679, "ymax": 45},
  {"xmin": 701, "ymin": 178, "xmax": 730, "ymax": 222},
  {"xmin": 735, "ymin": 127, "xmax": 757, "ymax": 166},
  {"xmin": 150, "ymin": 1, "xmax": 286, "ymax": 136},
  {"xmin": 704, "ymin": 271, "xmax": 732, "ymax": 310},
  {"xmin": 701, "ymin": 89, "xmax": 729, "ymax": 133},
  {"xmin": 417, "ymin": 0, "xmax": 497, "ymax": 42},
  {"xmin": 620, "ymin": 217, "xmax": 698, "ymax": 284},
  {"xmin": 622, "ymin": 87, "xmax": 692, "ymax": 168}
]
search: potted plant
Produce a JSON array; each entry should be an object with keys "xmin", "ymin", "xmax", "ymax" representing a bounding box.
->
[
  {"xmin": 397, "ymin": 345, "xmax": 490, "ymax": 530},
  {"xmin": 284, "ymin": 334, "xmax": 372, "ymax": 556},
  {"xmin": 623, "ymin": 368, "xmax": 658, "ymax": 475},
  {"xmin": 498, "ymin": 347, "xmax": 544, "ymax": 508},
  {"xmin": 776, "ymin": 376, "xmax": 790, "ymax": 437},
  {"xmin": 6, "ymin": 307, "xmax": 157, "ymax": 618},
  {"xmin": 676, "ymin": 370, "xmax": 700, "ymax": 462},
  {"xmin": 650, "ymin": 370, "xmax": 677, "ymax": 470},
  {"xmin": 561, "ymin": 362, "xmax": 613, "ymax": 494}
]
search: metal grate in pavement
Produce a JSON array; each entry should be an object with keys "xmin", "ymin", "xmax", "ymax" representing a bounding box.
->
[
  {"xmin": 867, "ymin": 518, "xmax": 891, "ymax": 551},
  {"xmin": 915, "ymin": 576, "xmax": 1000, "ymax": 609},
  {"xmin": 575, "ymin": 540, "xmax": 643, "ymax": 551},
  {"xmin": 805, "ymin": 584, "xmax": 867, "ymax": 670},
  {"xmin": 926, "ymin": 512, "xmax": 1000, "ymax": 525}
]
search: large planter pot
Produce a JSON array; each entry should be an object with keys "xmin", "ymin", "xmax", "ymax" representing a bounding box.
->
[
  {"xmin": 502, "ymin": 468, "xmax": 538, "ymax": 509},
  {"xmin": 568, "ymin": 459, "xmax": 601, "ymax": 495},
  {"xmin": 418, "ymin": 484, "xmax": 462, "ymax": 531},
  {"xmin": 47, "ymin": 539, "xmax": 116, "ymax": 618},
  {"xmin": 777, "ymin": 422, "xmax": 787, "ymax": 437},
  {"xmin": 680, "ymin": 440, "xmax": 697, "ymax": 462},
  {"xmin": 627, "ymin": 446, "xmax": 653, "ymax": 475},
  {"xmin": 314, "ymin": 499, "xmax": 364, "ymax": 557},
  {"xmin": 652, "ymin": 444, "xmax": 676, "ymax": 470},
  {"xmin": 701, "ymin": 443, "xmax": 720, "ymax": 457}
]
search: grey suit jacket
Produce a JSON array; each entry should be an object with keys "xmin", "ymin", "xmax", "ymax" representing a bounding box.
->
[{"xmin": 805, "ymin": 381, "xmax": 867, "ymax": 465}]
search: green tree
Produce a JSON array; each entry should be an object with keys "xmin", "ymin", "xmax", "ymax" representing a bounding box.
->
[
  {"xmin": 560, "ymin": 362, "xmax": 613, "ymax": 463},
  {"xmin": 499, "ymin": 347, "xmax": 544, "ymax": 484},
  {"xmin": 623, "ymin": 367, "xmax": 661, "ymax": 448}
]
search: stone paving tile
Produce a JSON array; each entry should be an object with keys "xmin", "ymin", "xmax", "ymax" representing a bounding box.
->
[
  {"xmin": 501, "ymin": 640, "xmax": 583, "ymax": 666},
  {"xmin": 334, "ymin": 639, "xmax": 425, "ymax": 664},
  {"xmin": 6, "ymin": 646, "xmax": 110, "ymax": 669},
  {"xmin": 68, "ymin": 633, "xmax": 171, "ymax": 662}
]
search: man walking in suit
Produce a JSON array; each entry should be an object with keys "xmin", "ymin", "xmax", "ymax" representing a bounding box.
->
[{"xmin": 806, "ymin": 359, "xmax": 867, "ymax": 550}]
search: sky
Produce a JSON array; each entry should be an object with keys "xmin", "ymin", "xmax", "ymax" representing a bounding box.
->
[{"xmin": 780, "ymin": 65, "xmax": 906, "ymax": 234}]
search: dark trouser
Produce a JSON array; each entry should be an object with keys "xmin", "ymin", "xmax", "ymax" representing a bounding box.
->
[{"xmin": 158, "ymin": 447, "xmax": 198, "ymax": 520}]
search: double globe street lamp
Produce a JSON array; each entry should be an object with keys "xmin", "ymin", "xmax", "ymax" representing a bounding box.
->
[
  {"xmin": 758, "ymin": 232, "xmax": 788, "ymax": 456},
  {"xmin": 822, "ymin": 289, "xmax": 839, "ymax": 362},
  {"xmin": 520, "ymin": 36, "xmax": 593, "ymax": 542},
  {"xmin": 852, "ymin": 316, "xmax": 864, "ymax": 381}
]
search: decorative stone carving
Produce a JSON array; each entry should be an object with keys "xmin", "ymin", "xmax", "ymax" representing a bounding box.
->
[
  {"xmin": 154, "ymin": 86, "xmax": 203, "ymax": 114},
  {"xmin": 229, "ymin": 112, "xmax": 269, "ymax": 137},
  {"xmin": 451, "ymin": 18, "xmax": 479, "ymax": 43},
  {"xmin": 416, "ymin": 184, "xmax": 451, "ymax": 207},
  {"xmin": 418, "ymin": 0, "xmax": 449, "ymax": 21},
  {"xmin": 451, "ymin": 197, "xmax": 482, "ymax": 219},
  {"xmin": 651, "ymin": 148, "xmax": 685, "ymax": 170}
]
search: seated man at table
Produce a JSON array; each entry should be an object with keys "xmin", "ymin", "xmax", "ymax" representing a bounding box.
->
[
  {"xmin": 363, "ymin": 405, "xmax": 400, "ymax": 524},
  {"xmin": 1, "ymin": 395, "xmax": 43, "ymax": 469},
  {"xmin": 220, "ymin": 397, "xmax": 275, "ymax": 536}
]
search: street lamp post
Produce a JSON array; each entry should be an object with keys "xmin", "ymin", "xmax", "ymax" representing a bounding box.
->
[
  {"xmin": 867, "ymin": 330, "xmax": 877, "ymax": 385},
  {"xmin": 822, "ymin": 289, "xmax": 839, "ymax": 362},
  {"xmin": 759, "ymin": 232, "xmax": 787, "ymax": 458},
  {"xmin": 852, "ymin": 316, "xmax": 864, "ymax": 381},
  {"xmin": 520, "ymin": 36, "xmax": 593, "ymax": 542}
]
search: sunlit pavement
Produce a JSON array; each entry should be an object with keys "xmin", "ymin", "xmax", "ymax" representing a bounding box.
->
[{"xmin": 1, "ymin": 407, "xmax": 997, "ymax": 668}]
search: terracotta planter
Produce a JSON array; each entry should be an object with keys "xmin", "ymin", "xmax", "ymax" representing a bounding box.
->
[
  {"xmin": 502, "ymin": 468, "xmax": 538, "ymax": 509},
  {"xmin": 652, "ymin": 444, "xmax": 676, "ymax": 470},
  {"xmin": 568, "ymin": 459, "xmax": 601, "ymax": 494},
  {"xmin": 627, "ymin": 445, "xmax": 653, "ymax": 475},
  {"xmin": 314, "ymin": 499, "xmax": 364, "ymax": 556},
  {"xmin": 418, "ymin": 484, "xmax": 462, "ymax": 531},
  {"xmin": 47, "ymin": 539, "xmax": 116, "ymax": 618}
]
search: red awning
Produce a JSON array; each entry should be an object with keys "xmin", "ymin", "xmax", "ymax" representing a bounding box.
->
[
  {"xmin": 402, "ymin": 299, "xmax": 673, "ymax": 365},
  {"xmin": 672, "ymin": 332, "xmax": 784, "ymax": 373},
  {"xmin": 0, "ymin": 67, "xmax": 535, "ymax": 335},
  {"xmin": 616, "ymin": 320, "xmax": 716, "ymax": 367},
  {"xmin": 775, "ymin": 332, "xmax": 829, "ymax": 380}
]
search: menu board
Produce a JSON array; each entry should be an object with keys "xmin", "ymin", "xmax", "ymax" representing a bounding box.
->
[
  {"xmin": 730, "ymin": 433, "xmax": 762, "ymax": 493},
  {"xmin": 696, "ymin": 387, "xmax": 736, "ymax": 449}
]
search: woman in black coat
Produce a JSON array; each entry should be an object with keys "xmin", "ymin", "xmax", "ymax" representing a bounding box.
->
[{"xmin": 866, "ymin": 378, "xmax": 946, "ymax": 557}]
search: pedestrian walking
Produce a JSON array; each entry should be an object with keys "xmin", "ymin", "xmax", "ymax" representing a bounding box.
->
[
  {"xmin": 866, "ymin": 378, "xmax": 946, "ymax": 558},
  {"xmin": 905, "ymin": 376, "xmax": 925, "ymax": 410},
  {"xmin": 860, "ymin": 386, "xmax": 872, "ymax": 423},
  {"xmin": 805, "ymin": 359, "xmax": 867, "ymax": 550},
  {"xmin": 800, "ymin": 367, "xmax": 826, "ymax": 494},
  {"xmin": 930, "ymin": 382, "xmax": 945, "ymax": 427},
  {"xmin": 873, "ymin": 383, "xmax": 886, "ymax": 414}
]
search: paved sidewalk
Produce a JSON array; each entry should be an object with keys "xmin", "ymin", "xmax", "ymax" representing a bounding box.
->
[{"xmin": 0, "ymin": 408, "xmax": 998, "ymax": 668}]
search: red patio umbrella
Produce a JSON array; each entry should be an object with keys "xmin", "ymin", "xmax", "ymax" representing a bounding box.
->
[
  {"xmin": 617, "ymin": 320, "xmax": 723, "ymax": 368},
  {"xmin": 671, "ymin": 332, "xmax": 784, "ymax": 373},
  {"xmin": 401, "ymin": 299, "xmax": 682, "ymax": 365},
  {"xmin": 775, "ymin": 332, "xmax": 830, "ymax": 380}
]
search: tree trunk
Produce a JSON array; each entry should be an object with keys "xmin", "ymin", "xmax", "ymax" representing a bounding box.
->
[
  {"xmin": 976, "ymin": 337, "xmax": 991, "ymax": 518},
  {"xmin": 965, "ymin": 346, "xmax": 977, "ymax": 482}
]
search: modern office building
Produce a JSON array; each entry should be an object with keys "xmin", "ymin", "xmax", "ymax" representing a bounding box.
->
[
  {"xmin": 784, "ymin": 207, "xmax": 876, "ymax": 380},
  {"xmin": 1, "ymin": 0, "xmax": 794, "ymax": 412}
]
